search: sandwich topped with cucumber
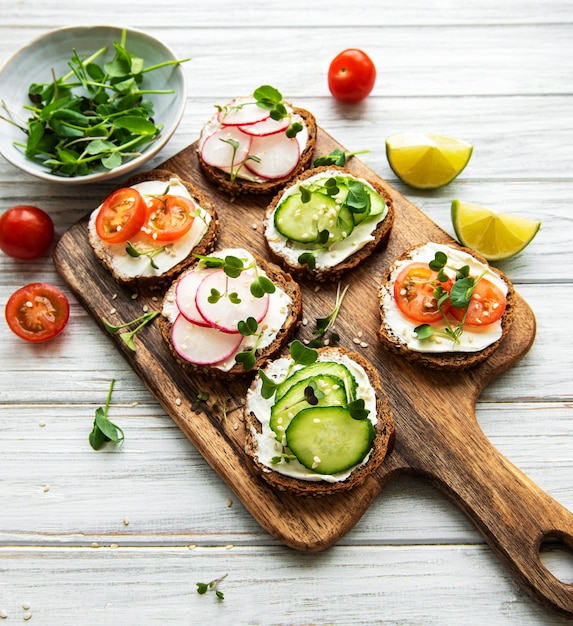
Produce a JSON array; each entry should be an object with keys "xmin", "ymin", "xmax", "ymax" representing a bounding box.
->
[
  {"xmin": 244, "ymin": 342, "xmax": 395, "ymax": 495},
  {"xmin": 197, "ymin": 85, "xmax": 317, "ymax": 196},
  {"xmin": 263, "ymin": 166, "xmax": 394, "ymax": 281}
]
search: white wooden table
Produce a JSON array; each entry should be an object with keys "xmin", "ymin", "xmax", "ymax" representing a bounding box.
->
[{"xmin": 1, "ymin": 1, "xmax": 573, "ymax": 624}]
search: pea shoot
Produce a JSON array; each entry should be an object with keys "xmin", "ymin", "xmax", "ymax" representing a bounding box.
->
[
  {"xmin": 196, "ymin": 574, "xmax": 227, "ymax": 601},
  {"xmin": 1, "ymin": 30, "xmax": 189, "ymax": 177},
  {"xmin": 88, "ymin": 379, "xmax": 125, "ymax": 450}
]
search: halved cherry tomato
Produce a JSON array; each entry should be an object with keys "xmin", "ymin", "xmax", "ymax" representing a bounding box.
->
[
  {"xmin": 95, "ymin": 188, "xmax": 147, "ymax": 244},
  {"xmin": 0, "ymin": 205, "xmax": 55, "ymax": 260},
  {"xmin": 143, "ymin": 195, "xmax": 196, "ymax": 242},
  {"xmin": 449, "ymin": 277, "xmax": 506, "ymax": 326},
  {"xmin": 5, "ymin": 282, "xmax": 70, "ymax": 343},
  {"xmin": 328, "ymin": 49, "xmax": 376, "ymax": 103},
  {"xmin": 393, "ymin": 262, "xmax": 453, "ymax": 323}
]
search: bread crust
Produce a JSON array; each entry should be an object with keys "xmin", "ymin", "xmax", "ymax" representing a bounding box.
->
[
  {"xmin": 87, "ymin": 169, "xmax": 218, "ymax": 295},
  {"xmin": 263, "ymin": 166, "xmax": 395, "ymax": 282},
  {"xmin": 197, "ymin": 107, "xmax": 317, "ymax": 197},
  {"xmin": 158, "ymin": 252, "xmax": 303, "ymax": 379},
  {"xmin": 244, "ymin": 346, "xmax": 395, "ymax": 496},
  {"xmin": 378, "ymin": 242, "xmax": 516, "ymax": 370}
]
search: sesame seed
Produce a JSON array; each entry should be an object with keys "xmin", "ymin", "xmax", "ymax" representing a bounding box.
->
[
  {"xmin": 360, "ymin": 342, "xmax": 369, "ymax": 348},
  {"xmin": 175, "ymin": 398, "xmax": 182, "ymax": 406},
  {"xmin": 23, "ymin": 612, "xmax": 32, "ymax": 621},
  {"xmin": 123, "ymin": 518, "xmax": 130, "ymax": 526},
  {"xmin": 227, "ymin": 498, "xmax": 233, "ymax": 508}
]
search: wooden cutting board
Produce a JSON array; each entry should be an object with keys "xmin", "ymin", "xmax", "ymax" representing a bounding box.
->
[{"xmin": 53, "ymin": 128, "xmax": 573, "ymax": 617}]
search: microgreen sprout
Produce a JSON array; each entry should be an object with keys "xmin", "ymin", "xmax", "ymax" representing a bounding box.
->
[
  {"xmin": 89, "ymin": 379, "xmax": 125, "ymax": 450},
  {"xmin": 308, "ymin": 282, "xmax": 349, "ymax": 348},
  {"xmin": 125, "ymin": 241, "xmax": 166, "ymax": 269},
  {"xmin": 313, "ymin": 148, "xmax": 371, "ymax": 167},
  {"xmin": 196, "ymin": 574, "xmax": 227, "ymax": 601},
  {"xmin": 2, "ymin": 30, "xmax": 190, "ymax": 177},
  {"xmin": 219, "ymin": 137, "xmax": 261, "ymax": 182},
  {"xmin": 102, "ymin": 310, "xmax": 159, "ymax": 351},
  {"xmin": 194, "ymin": 253, "xmax": 276, "ymax": 303},
  {"xmin": 347, "ymin": 398, "xmax": 370, "ymax": 421},
  {"xmin": 234, "ymin": 316, "xmax": 263, "ymax": 371},
  {"xmin": 258, "ymin": 340, "xmax": 318, "ymax": 399}
]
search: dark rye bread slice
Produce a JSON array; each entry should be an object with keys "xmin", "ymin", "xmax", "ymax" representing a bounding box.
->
[
  {"xmin": 87, "ymin": 169, "xmax": 218, "ymax": 295},
  {"xmin": 244, "ymin": 347, "xmax": 396, "ymax": 496},
  {"xmin": 378, "ymin": 242, "xmax": 517, "ymax": 370},
  {"xmin": 158, "ymin": 252, "xmax": 303, "ymax": 379},
  {"xmin": 197, "ymin": 107, "xmax": 317, "ymax": 197},
  {"xmin": 263, "ymin": 165, "xmax": 395, "ymax": 282}
]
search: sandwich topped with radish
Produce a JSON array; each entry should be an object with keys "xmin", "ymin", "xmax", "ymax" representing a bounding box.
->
[
  {"xmin": 378, "ymin": 241, "xmax": 516, "ymax": 369},
  {"xmin": 197, "ymin": 85, "xmax": 317, "ymax": 196},
  {"xmin": 88, "ymin": 169, "xmax": 218, "ymax": 294},
  {"xmin": 159, "ymin": 247, "xmax": 302, "ymax": 378}
]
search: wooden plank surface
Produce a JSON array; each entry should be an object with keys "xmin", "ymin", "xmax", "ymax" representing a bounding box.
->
[{"xmin": 2, "ymin": 1, "xmax": 573, "ymax": 623}]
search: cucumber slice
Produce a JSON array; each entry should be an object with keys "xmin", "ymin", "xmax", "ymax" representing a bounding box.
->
[
  {"xmin": 274, "ymin": 192, "xmax": 354, "ymax": 243},
  {"xmin": 275, "ymin": 361, "xmax": 357, "ymax": 403},
  {"xmin": 270, "ymin": 374, "xmax": 348, "ymax": 440},
  {"xmin": 285, "ymin": 406, "xmax": 376, "ymax": 475}
]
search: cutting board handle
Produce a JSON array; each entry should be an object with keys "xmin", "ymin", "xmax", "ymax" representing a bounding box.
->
[{"xmin": 423, "ymin": 415, "xmax": 573, "ymax": 616}]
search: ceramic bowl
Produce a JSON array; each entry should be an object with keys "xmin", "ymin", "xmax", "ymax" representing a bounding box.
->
[{"xmin": 0, "ymin": 25, "xmax": 187, "ymax": 184}]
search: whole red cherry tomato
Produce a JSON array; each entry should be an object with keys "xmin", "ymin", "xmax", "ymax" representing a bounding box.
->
[
  {"xmin": 327, "ymin": 49, "xmax": 377, "ymax": 103},
  {"xmin": 5, "ymin": 282, "xmax": 70, "ymax": 343},
  {"xmin": 0, "ymin": 205, "xmax": 55, "ymax": 260}
]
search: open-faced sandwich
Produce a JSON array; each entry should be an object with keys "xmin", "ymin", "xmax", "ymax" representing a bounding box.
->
[
  {"xmin": 88, "ymin": 169, "xmax": 218, "ymax": 294},
  {"xmin": 378, "ymin": 241, "xmax": 516, "ymax": 369},
  {"xmin": 263, "ymin": 166, "xmax": 394, "ymax": 281},
  {"xmin": 244, "ymin": 344, "xmax": 395, "ymax": 496},
  {"xmin": 197, "ymin": 85, "xmax": 317, "ymax": 196},
  {"xmin": 159, "ymin": 247, "xmax": 302, "ymax": 378}
]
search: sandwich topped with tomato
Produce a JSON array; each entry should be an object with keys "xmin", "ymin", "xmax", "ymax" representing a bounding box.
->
[
  {"xmin": 378, "ymin": 241, "xmax": 515, "ymax": 369},
  {"xmin": 197, "ymin": 85, "xmax": 317, "ymax": 197},
  {"xmin": 87, "ymin": 169, "xmax": 218, "ymax": 293}
]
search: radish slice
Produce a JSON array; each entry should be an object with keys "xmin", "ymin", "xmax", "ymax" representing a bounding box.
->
[
  {"xmin": 217, "ymin": 101, "xmax": 270, "ymax": 127},
  {"xmin": 238, "ymin": 116, "xmax": 290, "ymax": 137},
  {"xmin": 195, "ymin": 269, "xmax": 270, "ymax": 333},
  {"xmin": 175, "ymin": 270, "xmax": 213, "ymax": 327},
  {"xmin": 200, "ymin": 127, "xmax": 252, "ymax": 169},
  {"xmin": 171, "ymin": 314, "xmax": 242, "ymax": 365},
  {"xmin": 244, "ymin": 133, "xmax": 301, "ymax": 180}
]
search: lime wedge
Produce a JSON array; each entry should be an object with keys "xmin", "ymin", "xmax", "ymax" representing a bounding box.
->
[
  {"xmin": 386, "ymin": 132, "xmax": 473, "ymax": 189},
  {"xmin": 451, "ymin": 200, "xmax": 541, "ymax": 261}
]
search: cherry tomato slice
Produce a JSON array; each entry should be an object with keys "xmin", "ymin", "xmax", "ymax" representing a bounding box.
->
[
  {"xmin": 5, "ymin": 282, "xmax": 70, "ymax": 343},
  {"xmin": 143, "ymin": 195, "xmax": 196, "ymax": 243},
  {"xmin": 393, "ymin": 262, "xmax": 453, "ymax": 323},
  {"xmin": 449, "ymin": 277, "xmax": 506, "ymax": 326},
  {"xmin": 328, "ymin": 48, "xmax": 376, "ymax": 103},
  {"xmin": 95, "ymin": 188, "xmax": 147, "ymax": 244}
]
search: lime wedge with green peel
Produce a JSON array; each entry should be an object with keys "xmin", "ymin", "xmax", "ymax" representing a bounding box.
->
[
  {"xmin": 451, "ymin": 200, "xmax": 541, "ymax": 261},
  {"xmin": 386, "ymin": 132, "xmax": 473, "ymax": 189}
]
